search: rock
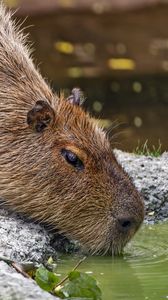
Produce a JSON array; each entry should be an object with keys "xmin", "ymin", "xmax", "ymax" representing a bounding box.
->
[
  {"xmin": 0, "ymin": 208, "xmax": 57, "ymax": 262},
  {"xmin": 0, "ymin": 261, "xmax": 58, "ymax": 300}
]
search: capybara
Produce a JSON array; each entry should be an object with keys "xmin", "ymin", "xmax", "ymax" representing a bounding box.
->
[{"xmin": 0, "ymin": 5, "xmax": 144, "ymax": 255}]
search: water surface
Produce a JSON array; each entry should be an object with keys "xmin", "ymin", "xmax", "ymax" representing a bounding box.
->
[{"xmin": 57, "ymin": 223, "xmax": 168, "ymax": 300}]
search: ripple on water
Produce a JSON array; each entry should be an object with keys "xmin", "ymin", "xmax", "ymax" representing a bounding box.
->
[{"xmin": 124, "ymin": 223, "xmax": 168, "ymax": 267}]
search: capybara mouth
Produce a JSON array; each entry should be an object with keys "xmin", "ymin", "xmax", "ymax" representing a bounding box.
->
[{"xmin": 82, "ymin": 239, "xmax": 126, "ymax": 256}]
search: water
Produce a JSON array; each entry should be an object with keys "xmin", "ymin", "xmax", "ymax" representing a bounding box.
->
[{"xmin": 56, "ymin": 223, "xmax": 168, "ymax": 300}]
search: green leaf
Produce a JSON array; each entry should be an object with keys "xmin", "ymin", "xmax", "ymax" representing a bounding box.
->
[
  {"xmin": 68, "ymin": 270, "xmax": 81, "ymax": 281},
  {"xmin": 35, "ymin": 266, "xmax": 59, "ymax": 292},
  {"xmin": 55, "ymin": 271, "xmax": 102, "ymax": 300}
]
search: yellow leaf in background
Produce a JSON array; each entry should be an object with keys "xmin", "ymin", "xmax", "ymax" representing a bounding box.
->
[
  {"xmin": 54, "ymin": 41, "xmax": 74, "ymax": 54},
  {"xmin": 108, "ymin": 58, "xmax": 136, "ymax": 70},
  {"xmin": 67, "ymin": 67, "xmax": 83, "ymax": 78}
]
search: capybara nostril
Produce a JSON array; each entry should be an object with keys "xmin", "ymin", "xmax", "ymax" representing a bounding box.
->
[{"xmin": 117, "ymin": 216, "xmax": 136, "ymax": 233}]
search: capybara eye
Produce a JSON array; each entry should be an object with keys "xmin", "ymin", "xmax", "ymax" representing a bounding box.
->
[{"xmin": 61, "ymin": 149, "xmax": 84, "ymax": 171}]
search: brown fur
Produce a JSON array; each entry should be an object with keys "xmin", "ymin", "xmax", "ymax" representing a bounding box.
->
[{"xmin": 0, "ymin": 5, "xmax": 144, "ymax": 255}]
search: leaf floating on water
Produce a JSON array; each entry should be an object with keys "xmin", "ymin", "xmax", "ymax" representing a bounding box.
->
[
  {"xmin": 35, "ymin": 266, "xmax": 59, "ymax": 292},
  {"xmin": 55, "ymin": 270, "xmax": 102, "ymax": 299}
]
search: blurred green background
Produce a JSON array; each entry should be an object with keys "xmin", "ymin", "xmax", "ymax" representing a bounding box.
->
[{"xmin": 4, "ymin": 0, "xmax": 168, "ymax": 152}]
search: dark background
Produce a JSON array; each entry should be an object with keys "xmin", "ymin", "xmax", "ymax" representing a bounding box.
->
[{"xmin": 5, "ymin": 0, "xmax": 168, "ymax": 152}]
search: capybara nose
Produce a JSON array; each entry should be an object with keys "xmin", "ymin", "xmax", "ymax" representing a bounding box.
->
[{"xmin": 117, "ymin": 216, "xmax": 136, "ymax": 234}]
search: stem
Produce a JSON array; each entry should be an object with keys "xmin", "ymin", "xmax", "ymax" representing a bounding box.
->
[
  {"xmin": 55, "ymin": 256, "xmax": 86, "ymax": 288},
  {"xmin": 0, "ymin": 255, "xmax": 30, "ymax": 279},
  {"xmin": 11, "ymin": 262, "xmax": 31, "ymax": 279}
]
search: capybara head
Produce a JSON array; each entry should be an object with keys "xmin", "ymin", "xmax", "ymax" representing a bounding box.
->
[{"xmin": 0, "ymin": 5, "xmax": 144, "ymax": 255}]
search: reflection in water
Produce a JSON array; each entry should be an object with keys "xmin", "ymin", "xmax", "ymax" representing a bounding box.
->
[{"xmin": 57, "ymin": 223, "xmax": 168, "ymax": 300}]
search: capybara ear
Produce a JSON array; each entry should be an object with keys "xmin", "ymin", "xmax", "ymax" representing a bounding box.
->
[
  {"xmin": 67, "ymin": 88, "xmax": 84, "ymax": 106},
  {"xmin": 27, "ymin": 100, "xmax": 55, "ymax": 132}
]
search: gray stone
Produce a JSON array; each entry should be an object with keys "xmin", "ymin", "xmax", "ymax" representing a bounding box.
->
[
  {"xmin": 0, "ymin": 261, "xmax": 58, "ymax": 300},
  {"xmin": 0, "ymin": 208, "xmax": 57, "ymax": 262}
]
